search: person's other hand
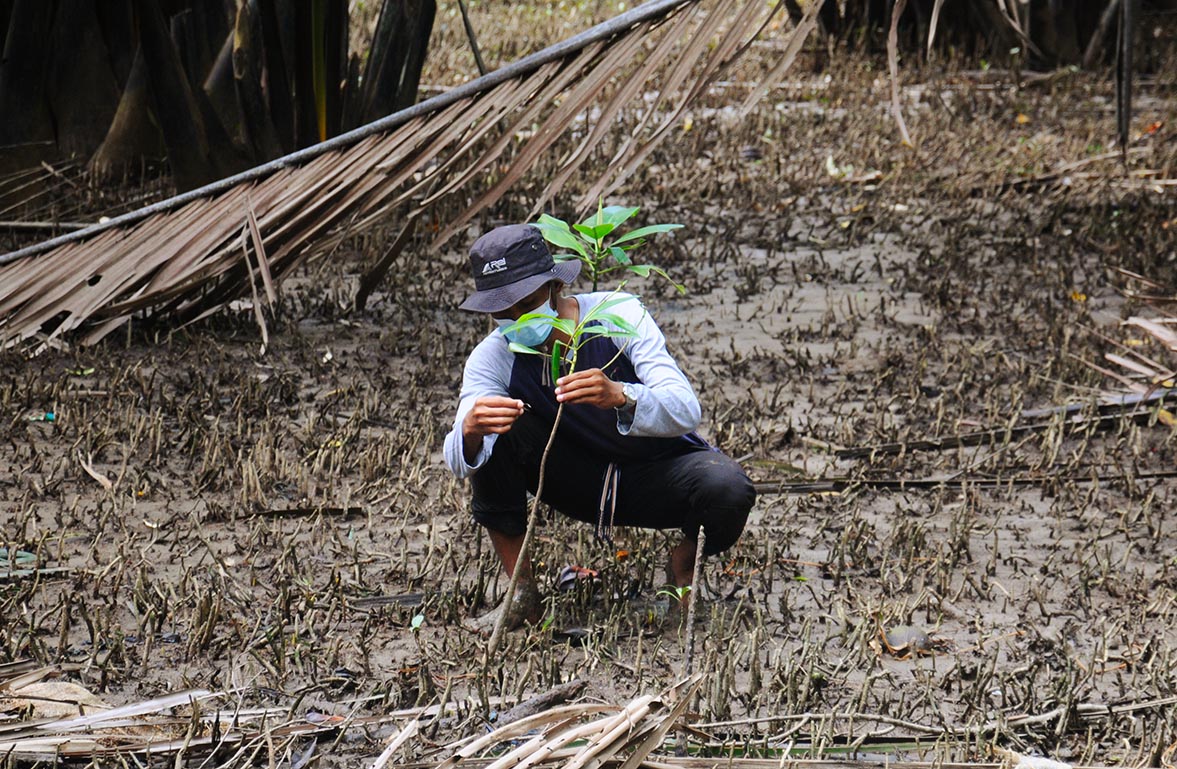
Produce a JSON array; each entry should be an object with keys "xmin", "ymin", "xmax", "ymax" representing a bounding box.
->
[
  {"xmin": 463, "ymin": 396, "xmax": 525, "ymax": 438},
  {"xmin": 555, "ymin": 369, "xmax": 624, "ymax": 410}
]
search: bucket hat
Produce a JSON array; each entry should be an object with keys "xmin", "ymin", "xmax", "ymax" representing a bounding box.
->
[{"xmin": 459, "ymin": 224, "xmax": 581, "ymax": 312}]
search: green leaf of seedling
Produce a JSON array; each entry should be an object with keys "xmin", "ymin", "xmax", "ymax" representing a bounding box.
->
[
  {"xmin": 585, "ymin": 199, "xmax": 606, "ymax": 228},
  {"xmin": 598, "ymin": 205, "xmax": 640, "ymax": 228},
  {"xmin": 608, "ymin": 245, "xmax": 631, "ymax": 265},
  {"xmin": 535, "ymin": 216, "xmax": 587, "ymax": 258},
  {"xmin": 612, "ymin": 223, "xmax": 683, "ymax": 246},
  {"xmin": 590, "ymin": 312, "xmax": 638, "ymax": 333},
  {"xmin": 508, "ymin": 342, "xmax": 542, "ymax": 355},
  {"xmin": 626, "ymin": 264, "xmax": 686, "ymax": 294},
  {"xmin": 552, "ymin": 252, "xmax": 581, "ymax": 262},
  {"xmin": 586, "ymin": 294, "xmax": 634, "ymax": 315},
  {"xmin": 410, "ymin": 613, "xmax": 425, "ymax": 631},
  {"xmin": 551, "ymin": 317, "xmax": 576, "ymax": 337},
  {"xmin": 573, "ymin": 222, "xmax": 616, "ymax": 241},
  {"xmin": 551, "ymin": 340, "xmax": 562, "ymax": 384},
  {"xmin": 581, "ymin": 326, "xmax": 639, "ymax": 341},
  {"xmin": 537, "ymin": 213, "xmax": 571, "ymax": 229}
]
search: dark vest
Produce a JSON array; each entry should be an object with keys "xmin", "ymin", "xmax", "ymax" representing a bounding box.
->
[{"xmin": 506, "ymin": 324, "xmax": 708, "ymax": 462}]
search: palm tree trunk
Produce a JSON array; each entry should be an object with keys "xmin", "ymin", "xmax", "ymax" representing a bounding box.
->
[
  {"xmin": 89, "ymin": 48, "xmax": 167, "ymax": 177},
  {"xmin": 351, "ymin": 0, "xmax": 436, "ymax": 128},
  {"xmin": 0, "ymin": 0, "xmax": 56, "ymax": 151},
  {"xmin": 257, "ymin": 0, "xmax": 297, "ymax": 152},
  {"xmin": 46, "ymin": 0, "xmax": 122, "ymax": 157},
  {"xmin": 233, "ymin": 1, "xmax": 285, "ymax": 161},
  {"xmin": 134, "ymin": 0, "xmax": 218, "ymax": 189}
]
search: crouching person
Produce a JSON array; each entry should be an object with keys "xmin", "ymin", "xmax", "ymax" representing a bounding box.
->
[{"xmin": 442, "ymin": 223, "xmax": 755, "ymax": 629}]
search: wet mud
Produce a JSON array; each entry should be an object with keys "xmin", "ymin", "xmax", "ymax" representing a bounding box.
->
[{"xmin": 2, "ymin": 41, "xmax": 1176, "ymax": 768}]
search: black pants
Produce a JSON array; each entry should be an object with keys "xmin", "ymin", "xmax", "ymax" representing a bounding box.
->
[{"xmin": 470, "ymin": 412, "xmax": 754, "ymax": 556}]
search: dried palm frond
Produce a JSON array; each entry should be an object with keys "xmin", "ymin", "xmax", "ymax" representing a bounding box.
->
[
  {"xmin": 0, "ymin": 0, "xmax": 820, "ymax": 353},
  {"xmin": 0, "ymin": 670, "xmax": 699, "ymax": 766},
  {"xmin": 1101, "ymin": 310, "xmax": 1177, "ymax": 396},
  {"xmin": 0, "ymin": 664, "xmax": 446, "ymax": 765},
  {"xmin": 1070, "ymin": 270, "xmax": 1177, "ymax": 411},
  {"xmin": 0, "ymin": 667, "xmax": 232, "ymax": 763},
  {"xmin": 428, "ymin": 675, "xmax": 701, "ymax": 769},
  {"xmin": 0, "ymin": 160, "xmax": 175, "ymax": 245}
]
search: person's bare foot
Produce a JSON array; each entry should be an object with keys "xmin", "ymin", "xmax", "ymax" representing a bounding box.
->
[{"xmin": 468, "ymin": 578, "xmax": 543, "ymax": 634}]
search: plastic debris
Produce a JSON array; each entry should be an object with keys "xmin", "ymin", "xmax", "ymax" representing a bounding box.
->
[{"xmin": 556, "ymin": 564, "xmax": 600, "ymax": 592}]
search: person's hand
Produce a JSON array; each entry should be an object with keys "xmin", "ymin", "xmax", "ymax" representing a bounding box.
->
[
  {"xmin": 555, "ymin": 369, "xmax": 625, "ymax": 409},
  {"xmin": 462, "ymin": 396, "xmax": 525, "ymax": 464},
  {"xmin": 463, "ymin": 396, "xmax": 525, "ymax": 438}
]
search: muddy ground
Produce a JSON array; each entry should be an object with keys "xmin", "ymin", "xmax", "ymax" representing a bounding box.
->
[{"xmin": 3, "ymin": 13, "xmax": 1177, "ymax": 768}]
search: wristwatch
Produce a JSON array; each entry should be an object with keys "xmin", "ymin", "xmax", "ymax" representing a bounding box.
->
[{"xmin": 618, "ymin": 382, "xmax": 638, "ymax": 412}]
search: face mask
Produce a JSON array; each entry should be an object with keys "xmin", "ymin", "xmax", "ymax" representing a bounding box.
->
[{"xmin": 496, "ymin": 297, "xmax": 556, "ymax": 348}]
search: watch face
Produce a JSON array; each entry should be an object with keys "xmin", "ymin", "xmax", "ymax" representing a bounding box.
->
[{"xmin": 623, "ymin": 383, "xmax": 637, "ymax": 408}]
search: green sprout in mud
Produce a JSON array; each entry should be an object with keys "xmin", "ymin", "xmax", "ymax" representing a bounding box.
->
[{"xmin": 656, "ymin": 585, "xmax": 691, "ymax": 602}]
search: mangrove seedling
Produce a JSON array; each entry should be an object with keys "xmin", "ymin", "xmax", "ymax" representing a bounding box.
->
[{"xmin": 483, "ymin": 203, "xmax": 683, "ymax": 659}]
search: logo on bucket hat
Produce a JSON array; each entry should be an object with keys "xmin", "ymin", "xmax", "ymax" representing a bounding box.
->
[{"xmin": 459, "ymin": 224, "xmax": 580, "ymax": 313}]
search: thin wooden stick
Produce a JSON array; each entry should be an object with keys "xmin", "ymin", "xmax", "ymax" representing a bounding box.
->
[
  {"xmin": 484, "ymin": 401, "xmax": 565, "ymax": 659},
  {"xmin": 456, "ymin": 0, "xmax": 489, "ymax": 76},
  {"xmin": 886, "ymin": 0, "xmax": 913, "ymax": 146},
  {"xmin": 682, "ymin": 530, "xmax": 706, "ymax": 679}
]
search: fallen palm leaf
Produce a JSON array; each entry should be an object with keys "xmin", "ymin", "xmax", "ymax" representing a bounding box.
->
[
  {"xmin": 434, "ymin": 677, "xmax": 702, "ymax": 769},
  {"xmin": 0, "ymin": 663, "xmax": 61, "ymax": 694},
  {"xmin": 436, "ymin": 704, "xmax": 619, "ymax": 769},
  {"xmin": 0, "ymin": 681, "xmax": 112, "ymax": 720},
  {"xmin": 1080, "ymin": 273, "xmax": 1177, "ymax": 409},
  {"xmin": 1125, "ymin": 315, "xmax": 1177, "ymax": 351},
  {"xmin": 926, "ymin": 0, "xmax": 946, "ymax": 55},
  {"xmin": 372, "ymin": 719, "xmax": 421, "ymax": 769},
  {"xmin": 0, "ymin": 683, "xmax": 359, "ymax": 765}
]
